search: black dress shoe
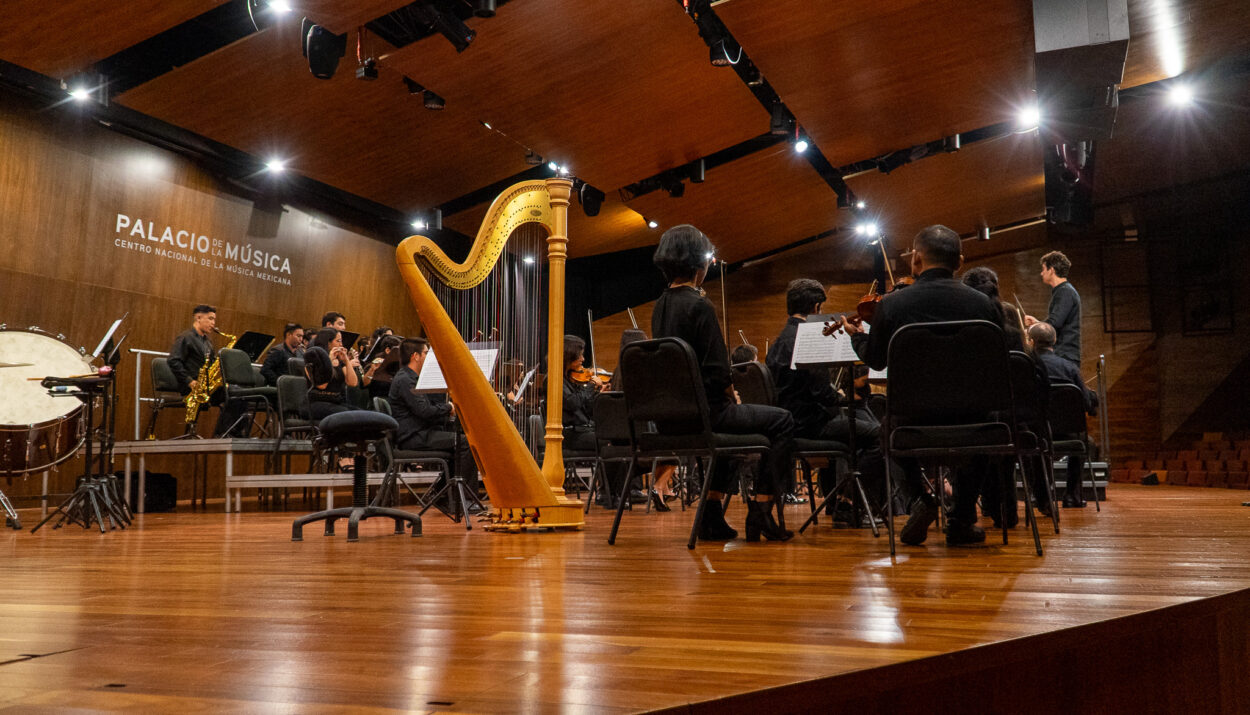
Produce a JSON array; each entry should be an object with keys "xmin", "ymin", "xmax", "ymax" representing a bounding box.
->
[
  {"xmin": 900, "ymin": 495, "xmax": 938, "ymax": 545},
  {"xmin": 946, "ymin": 519, "xmax": 987, "ymax": 546},
  {"xmin": 1062, "ymin": 493, "xmax": 1087, "ymax": 508}
]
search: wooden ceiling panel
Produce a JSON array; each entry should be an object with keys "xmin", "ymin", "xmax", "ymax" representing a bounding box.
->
[
  {"xmin": 718, "ymin": 0, "xmax": 1036, "ymax": 166},
  {"xmin": 443, "ymin": 193, "xmax": 656, "ymax": 259},
  {"xmin": 1123, "ymin": 0, "xmax": 1250, "ymax": 87},
  {"xmin": 625, "ymin": 147, "xmax": 841, "ymax": 264},
  {"xmin": 118, "ymin": 17, "xmax": 524, "ymax": 212},
  {"xmin": 385, "ymin": 0, "xmax": 767, "ymax": 192},
  {"xmin": 0, "ymin": 1, "xmax": 228, "ymax": 78},
  {"xmin": 300, "ymin": 1, "xmax": 414, "ymax": 34},
  {"xmin": 847, "ymin": 132, "xmax": 1045, "ymax": 254}
]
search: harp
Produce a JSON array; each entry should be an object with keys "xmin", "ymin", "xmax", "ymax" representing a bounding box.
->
[{"xmin": 395, "ymin": 178, "xmax": 583, "ymax": 531}]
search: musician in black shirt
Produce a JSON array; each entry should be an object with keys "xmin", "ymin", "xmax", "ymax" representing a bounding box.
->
[
  {"xmin": 167, "ymin": 304, "xmax": 246, "ymax": 437},
  {"xmin": 388, "ymin": 338, "xmax": 479, "ymax": 496},
  {"xmin": 838, "ymin": 225, "xmax": 1001, "ymax": 546},
  {"xmin": 1025, "ymin": 250, "xmax": 1082, "ymax": 366},
  {"xmin": 652, "ymin": 225, "xmax": 795, "ymax": 542},
  {"xmin": 260, "ymin": 323, "xmax": 305, "ymax": 386}
]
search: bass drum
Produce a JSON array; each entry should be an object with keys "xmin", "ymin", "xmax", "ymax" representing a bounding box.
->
[{"xmin": 0, "ymin": 327, "xmax": 93, "ymax": 475}]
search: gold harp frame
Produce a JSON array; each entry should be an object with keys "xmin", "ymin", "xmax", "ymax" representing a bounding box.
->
[{"xmin": 395, "ymin": 178, "xmax": 583, "ymax": 530}]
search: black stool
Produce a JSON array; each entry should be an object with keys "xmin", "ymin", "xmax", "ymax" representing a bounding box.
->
[{"xmin": 292, "ymin": 411, "xmax": 422, "ymax": 542}]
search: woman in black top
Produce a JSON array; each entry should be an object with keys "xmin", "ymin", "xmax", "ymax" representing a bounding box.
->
[
  {"xmin": 305, "ymin": 329, "xmax": 359, "ymax": 420},
  {"xmin": 651, "ymin": 225, "xmax": 795, "ymax": 542},
  {"xmin": 562, "ymin": 335, "xmax": 601, "ymax": 453}
]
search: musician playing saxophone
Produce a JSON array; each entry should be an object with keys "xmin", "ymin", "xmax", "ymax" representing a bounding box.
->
[{"xmin": 167, "ymin": 304, "xmax": 247, "ymax": 437}]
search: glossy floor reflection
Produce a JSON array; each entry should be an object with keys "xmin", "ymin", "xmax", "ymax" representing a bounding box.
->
[{"xmin": 2, "ymin": 485, "xmax": 1249, "ymax": 712}]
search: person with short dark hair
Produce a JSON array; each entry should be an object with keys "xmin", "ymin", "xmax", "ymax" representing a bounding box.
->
[
  {"xmin": 651, "ymin": 224, "xmax": 795, "ymax": 542},
  {"xmin": 1025, "ymin": 250, "xmax": 1081, "ymax": 366},
  {"xmin": 730, "ymin": 344, "xmax": 758, "ymax": 364},
  {"xmin": 321, "ymin": 312, "xmax": 346, "ymax": 330},
  {"xmin": 837, "ymin": 225, "xmax": 1002, "ymax": 546},
  {"xmin": 304, "ymin": 328, "xmax": 359, "ymax": 420},
  {"xmin": 1028, "ymin": 321, "xmax": 1098, "ymax": 508},
  {"xmin": 261, "ymin": 323, "xmax": 304, "ymax": 386},
  {"xmin": 388, "ymin": 337, "xmax": 479, "ymax": 497},
  {"xmin": 364, "ymin": 334, "xmax": 402, "ymax": 401},
  {"xmin": 561, "ymin": 334, "xmax": 600, "ymax": 453},
  {"xmin": 167, "ymin": 304, "xmax": 247, "ymax": 437}
]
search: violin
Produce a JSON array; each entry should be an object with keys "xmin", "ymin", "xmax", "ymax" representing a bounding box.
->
[{"xmin": 569, "ymin": 366, "xmax": 611, "ymax": 390}]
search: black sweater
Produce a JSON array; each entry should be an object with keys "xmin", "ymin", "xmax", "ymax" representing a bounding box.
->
[{"xmin": 651, "ymin": 285, "xmax": 732, "ymax": 415}]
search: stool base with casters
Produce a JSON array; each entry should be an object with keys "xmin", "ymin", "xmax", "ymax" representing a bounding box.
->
[{"xmin": 291, "ymin": 411, "xmax": 421, "ymax": 542}]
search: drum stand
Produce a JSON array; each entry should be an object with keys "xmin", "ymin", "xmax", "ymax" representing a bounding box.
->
[
  {"xmin": 31, "ymin": 373, "xmax": 131, "ymax": 534},
  {"xmin": 1, "ymin": 486, "xmax": 19, "ymax": 530}
]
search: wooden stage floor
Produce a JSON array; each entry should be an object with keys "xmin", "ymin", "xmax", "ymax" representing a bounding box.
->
[{"xmin": 2, "ymin": 485, "xmax": 1249, "ymax": 713}]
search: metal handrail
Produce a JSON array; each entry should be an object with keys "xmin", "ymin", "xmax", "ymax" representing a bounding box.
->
[{"xmin": 127, "ymin": 347, "xmax": 262, "ymax": 440}]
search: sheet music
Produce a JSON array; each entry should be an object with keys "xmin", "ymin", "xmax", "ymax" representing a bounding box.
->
[
  {"xmin": 512, "ymin": 365, "xmax": 539, "ymax": 402},
  {"xmin": 868, "ymin": 367, "xmax": 887, "ymax": 381},
  {"xmin": 791, "ymin": 315, "xmax": 866, "ymax": 368},
  {"xmin": 414, "ymin": 347, "xmax": 501, "ymax": 393}
]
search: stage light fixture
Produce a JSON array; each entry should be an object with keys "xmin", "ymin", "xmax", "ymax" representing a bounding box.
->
[
  {"xmin": 705, "ymin": 252, "xmax": 715, "ymax": 260},
  {"xmin": 710, "ymin": 38, "xmax": 741, "ymax": 66},
  {"xmin": 434, "ymin": 8, "xmax": 476, "ymax": 52},
  {"xmin": 356, "ymin": 57, "xmax": 378, "ymax": 81},
  {"xmin": 269, "ymin": 0, "xmax": 292, "ymax": 13},
  {"xmin": 690, "ymin": 159, "xmax": 705, "ymax": 184},
  {"xmin": 856, "ymin": 200, "xmax": 867, "ymax": 210},
  {"xmin": 943, "ymin": 134, "xmax": 961, "ymax": 153},
  {"xmin": 423, "ymin": 90, "xmax": 445, "ymax": 110},
  {"xmin": 856, "ymin": 222, "xmax": 878, "ymax": 236},
  {"xmin": 647, "ymin": 219, "xmax": 659, "ymax": 229},
  {"xmin": 429, "ymin": 208, "xmax": 443, "ymax": 231},
  {"xmin": 578, "ymin": 182, "xmax": 605, "ymax": 217},
  {"xmin": 301, "ymin": 19, "xmax": 347, "ymax": 79},
  {"xmin": 265, "ymin": 158, "xmax": 286, "ymax": 173},
  {"xmin": 473, "ymin": 0, "xmax": 496, "ymax": 17},
  {"xmin": 524, "ymin": 150, "xmax": 543, "ymax": 165},
  {"xmin": 978, "ymin": 226, "xmax": 991, "ymax": 241},
  {"xmin": 769, "ymin": 103, "xmax": 793, "ymax": 136},
  {"xmin": 1168, "ymin": 83, "xmax": 1195, "ymax": 107},
  {"xmin": 481, "ymin": 120, "xmax": 492, "ymax": 130},
  {"xmin": 68, "ymin": 87, "xmax": 91, "ymax": 102},
  {"xmin": 412, "ymin": 219, "xmax": 426, "ymax": 230},
  {"xmin": 403, "ymin": 77, "xmax": 423, "ymax": 94},
  {"xmin": 793, "ymin": 135, "xmax": 809, "ymax": 153},
  {"xmin": 667, "ymin": 181, "xmax": 685, "ymax": 199},
  {"xmin": 1017, "ymin": 104, "xmax": 1041, "ymax": 131},
  {"xmin": 547, "ymin": 161, "xmax": 559, "ymax": 171},
  {"xmin": 837, "ymin": 191, "xmax": 854, "ymax": 210}
]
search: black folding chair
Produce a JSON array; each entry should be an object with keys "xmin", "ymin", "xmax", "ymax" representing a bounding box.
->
[
  {"xmin": 608, "ymin": 338, "xmax": 771, "ymax": 549},
  {"xmin": 1049, "ymin": 384, "xmax": 1101, "ymax": 511},
  {"xmin": 370, "ymin": 398, "xmax": 452, "ymax": 514},
  {"xmin": 881, "ymin": 320, "xmax": 1042, "ymax": 556},
  {"xmin": 220, "ymin": 348, "xmax": 277, "ymax": 437},
  {"xmin": 585, "ymin": 392, "xmax": 635, "ymax": 513},
  {"xmin": 145, "ymin": 357, "xmax": 185, "ymax": 439},
  {"xmin": 1008, "ymin": 351, "xmax": 1060, "ymax": 534},
  {"xmin": 731, "ymin": 361, "xmax": 864, "ymax": 535}
]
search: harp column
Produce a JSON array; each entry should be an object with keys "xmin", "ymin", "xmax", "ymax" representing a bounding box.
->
[{"xmin": 541, "ymin": 177, "xmax": 574, "ymax": 495}]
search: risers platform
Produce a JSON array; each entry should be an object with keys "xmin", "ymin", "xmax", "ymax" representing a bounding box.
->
[{"xmin": 2, "ymin": 485, "xmax": 1248, "ymax": 713}]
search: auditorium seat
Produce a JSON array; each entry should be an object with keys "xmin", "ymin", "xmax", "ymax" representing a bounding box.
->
[
  {"xmin": 1178, "ymin": 450, "xmax": 1198, "ymax": 461},
  {"xmin": 1185, "ymin": 471, "xmax": 1208, "ymax": 486},
  {"xmin": 1227, "ymin": 472, "xmax": 1249, "ymax": 489},
  {"xmin": 1209, "ymin": 473, "xmax": 1229, "ymax": 489},
  {"xmin": 1198, "ymin": 450, "xmax": 1219, "ymax": 461}
]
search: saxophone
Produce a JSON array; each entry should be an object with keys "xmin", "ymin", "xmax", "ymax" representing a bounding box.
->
[{"xmin": 184, "ymin": 328, "xmax": 237, "ymax": 425}]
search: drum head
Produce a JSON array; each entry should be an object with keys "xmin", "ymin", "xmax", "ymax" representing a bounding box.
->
[{"xmin": 0, "ymin": 329, "xmax": 93, "ymax": 426}]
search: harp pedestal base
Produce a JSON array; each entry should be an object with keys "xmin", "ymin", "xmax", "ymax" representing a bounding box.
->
[{"xmin": 485, "ymin": 502, "xmax": 586, "ymax": 532}]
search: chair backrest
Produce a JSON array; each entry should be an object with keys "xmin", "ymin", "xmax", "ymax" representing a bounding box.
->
[
  {"xmin": 1048, "ymin": 384, "xmax": 1089, "ymax": 436},
  {"xmin": 618, "ymin": 338, "xmax": 712, "ymax": 438},
  {"xmin": 886, "ymin": 320, "xmax": 1012, "ymax": 426},
  {"xmin": 287, "ymin": 357, "xmax": 306, "ymax": 377},
  {"xmin": 1007, "ymin": 350, "xmax": 1047, "ymax": 429},
  {"xmin": 276, "ymin": 374, "xmax": 311, "ymax": 422},
  {"xmin": 150, "ymin": 357, "xmax": 180, "ymax": 394},
  {"xmin": 372, "ymin": 396, "xmax": 392, "ymax": 416},
  {"xmin": 527, "ymin": 412, "xmax": 545, "ymax": 460},
  {"xmin": 219, "ymin": 348, "xmax": 254, "ymax": 387},
  {"xmin": 250, "ymin": 365, "xmax": 265, "ymax": 387},
  {"xmin": 730, "ymin": 361, "xmax": 775, "ymax": 406},
  {"xmin": 592, "ymin": 391, "xmax": 631, "ymax": 445}
]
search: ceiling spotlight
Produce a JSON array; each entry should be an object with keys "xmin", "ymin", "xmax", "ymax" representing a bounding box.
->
[
  {"xmin": 412, "ymin": 220, "xmax": 426, "ymax": 230},
  {"xmin": 794, "ymin": 137, "xmax": 809, "ymax": 154},
  {"xmin": 667, "ymin": 181, "xmax": 685, "ymax": 199},
  {"xmin": 522, "ymin": 255, "xmax": 536, "ymax": 265},
  {"xmin": 977, "ymin": 226, "xmax": 991, "ymax": 241},
  {"xmin": 265, "ymin": 158, "xmax": 286, "ymax": 173},
  {"xmin": 647, "ymin": 219, "xmax": 659, "ymax": 229},
  {"xmin": 68, "ymin": 87, "xmax": 91, "ymax": 101},
  {"xmin": 856, "ymin": 222, "xmax": 878, "ymax": 236},
  {"xmin": 473, "ymin": 0, "xmax": 496, "ymax": 18},
  {"xmin": 710, "ymin": 38, "xmax": 741, "ymax": 67},
  {"xmin": 423, "ymin": 90, "xmax": 445, "ymax": 110},
  {"xmin": 301, "ymin": 19, "xmax": 347, "ymax": 80},
  {"xmin": 1168, "ymin": 83, "xmax": 1195, "ymax": 107},
  {"xmin": 547, "ymin": 161, "xmax": 559, "ymax": 171},
  {"xmin": 1017, "ymin": 104, "xmax": 1041, "ymax": 131},
  {"xmin": 856, "ymin": 200, "xmax": 867, "ymax": 210},
  {"xmin": 558, "ymin": 165, "xmax": 570, "ymax": 175},
  {"xmin": 578, "ymin": 182, "xmax": 605, "ymax": 217},
  {"xmin": 481, "ymin": 120, "xmax": 492, "ymax": 130},
  {"xmin": 705, "ymin": 252, "xmax": 715, "ymax": 260},
  {"xmin": 269, "ymin": 0, "xmax": 292, "ymax": 13},
  {"xmin": 689, "ymin": 158, "xmax": 705, "ymax": 184},
  {"xmin": 355, "ymin": 57, "xmax": 378, "ymax": 81}
]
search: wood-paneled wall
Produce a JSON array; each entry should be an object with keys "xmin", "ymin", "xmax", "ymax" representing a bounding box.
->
[{"xmin": 0, "ymin": 97, "xmax": 423, "ymax": 500}]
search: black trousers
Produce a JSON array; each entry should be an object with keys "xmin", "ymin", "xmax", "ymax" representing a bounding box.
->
[
  {"xmin": 708, "ymin": 402, "xmax": 794, "ymax": 497},
  {"xmin": 812, "ymin": 407, "xmax": 884, "ymax": 500},
  {"xmin": 400, "ymin": 430, "xmax": 479, "ymax": 493}
]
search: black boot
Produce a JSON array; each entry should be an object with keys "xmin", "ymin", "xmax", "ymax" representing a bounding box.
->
[
  {"xmin": 773, "ymin": 499, "xmax": 794, "ymax": 539},
  {"xmin": 745, "ymin": 500, "xmax": 793, "ymax": 542},
  {"xmin": 698, "ymin": 499, "xmax": 737, "ymax": 541}
]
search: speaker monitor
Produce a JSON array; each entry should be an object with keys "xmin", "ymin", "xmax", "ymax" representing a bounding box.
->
[{"xmin": 301, "ymin": 18, "xmax": 347, "ymax": 80}]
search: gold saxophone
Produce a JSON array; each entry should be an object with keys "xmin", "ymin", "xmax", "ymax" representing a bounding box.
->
[
  {"xmin": 185, "ymin": 328, "xmax": 237, "ymax": 425},
  {"xmin": 395, "ymin": 178, "xmax": 583, "ymax": 531}
]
